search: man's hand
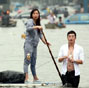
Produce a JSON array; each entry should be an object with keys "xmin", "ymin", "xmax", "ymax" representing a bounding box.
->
[
  {"xmin": 69, "ymin": 58, "xmax": 75, "ymax": 63},
  {"xmin": 58, "ymin": 56, "xmax": 68, "ymax": 62},
  {"xmin": 68, "ymin": 55, "xmax": 74, "ymax": 63},
  {"xmin": 63, "ymin": 56, "xmax": 68, "ymax": 59}
]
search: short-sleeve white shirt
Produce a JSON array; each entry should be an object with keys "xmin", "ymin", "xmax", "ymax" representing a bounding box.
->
[
  {"xmin": 58, "ymin": 44, "xmax": 84, "ymax": 76},
  {"xmin": 47, "ymin": 15, "xmax": 56, "ymax": 24}
]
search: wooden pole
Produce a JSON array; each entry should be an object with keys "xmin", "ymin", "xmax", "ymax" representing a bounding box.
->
[{"xmin": 41, "ymin": 30, "xmax": 63, "ymax": 83}]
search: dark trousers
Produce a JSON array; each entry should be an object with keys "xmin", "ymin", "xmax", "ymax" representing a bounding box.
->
[{"xmin": 62, "ymin": 70, "xmax": 80, "ymax": 88}]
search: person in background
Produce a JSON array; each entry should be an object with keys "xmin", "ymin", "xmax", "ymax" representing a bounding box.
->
[
  {"xmin": 80, "ymin": 4, "xmax": 84, "ymax": 13},
  {"xmin": 58, "ymin": 30, "xmax": 84, "ymax": 88},
  {"xmin": 64, "ymin": 8, "xmax": 69, "ymax": 18},
  {"xmin": 53, "ymin": 8, "xmax": 58, "ymax": 17},
  {"xmin": 6, "ymin": 10, "xmax": 10, "ymax": 15},
  {"xmin": 57, "ymin": 16, "xmax": 66, "ymax": 28},
  {"xmin": 47, "ymin": 11, "xmax": 56, "ymax": 24},
  {"xmin": 2, "ymin": 11, "xmax": 11, "ymax": 26}
]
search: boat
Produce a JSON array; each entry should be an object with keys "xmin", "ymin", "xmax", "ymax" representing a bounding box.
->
[
  {"xmin": 0, "ymin": 20, "xmax": 17, "ymax": 27},
  {"xmin": 45, "ymin": 23, "xmax": 66, "ymax": 29},
  {"xmin": 45, "ymin": 23, "xmax": 57, "ymax": 29}
]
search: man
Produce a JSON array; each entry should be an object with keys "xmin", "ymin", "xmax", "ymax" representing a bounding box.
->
[
  {"xmin": 64, "ymin": 8, "xmax": 69, "ymax": 18},
  {"xmin": 47, "ymin": 12, "xmax": 56, "ymax": 24},
  {"xmin": 45, "ymin": 12, "xmax": 57, "ymax": 29},
  {"xmin": 2, "ymin": 11, "xmax": 11, "ymax": 26},
  {"xmin": 58, "ymin": 30, "xmax": 84, "ymax": 88},
  {"xmin": 58, "ymin": 17, "xmax": 66, "ymax": 28}
]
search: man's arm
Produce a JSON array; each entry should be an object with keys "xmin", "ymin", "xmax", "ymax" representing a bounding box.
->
[
  {"xmin": 70, "ymin": 47, "xmax": 84, "ymax": 64},
  {"xmin": 58, "ymin": 56, "xmax": 68, "ymax": 62},
  {"xmin": 70, "ymin": 59, "xmax": 83, "ymax": 64},
  {"xmin": 74, "ymin": 59, "xmax": 83, "ymax": 64}
]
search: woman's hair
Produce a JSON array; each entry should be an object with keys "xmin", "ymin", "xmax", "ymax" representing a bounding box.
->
[{"xmin": 30, "ymin": 9, "xmax": 40, "ymax": 25}]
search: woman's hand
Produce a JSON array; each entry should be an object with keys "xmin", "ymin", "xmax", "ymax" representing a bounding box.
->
[
  {"xmin": 41, "ymin": 36, "xmax": 51, "ymax": 45},
  {"xmin": 33, "ymin": 26, "xmax": 43, "ymax": 30},
  {"xmin": 46, "ymin": 41, "xmax": 51, "ymax": 46},
  {"xmin": 37, "ymin": 26, "xmax": 43, "ymax": 30}
]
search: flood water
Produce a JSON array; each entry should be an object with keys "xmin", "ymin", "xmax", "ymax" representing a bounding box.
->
[{"xmin": 0, "ymin": 19, "xmax": 89, "ymax": 88}]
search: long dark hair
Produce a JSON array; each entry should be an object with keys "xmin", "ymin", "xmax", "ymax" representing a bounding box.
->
[{"xmin": 30, "ymin": 9, "xmax": 41, "ymax": 26}]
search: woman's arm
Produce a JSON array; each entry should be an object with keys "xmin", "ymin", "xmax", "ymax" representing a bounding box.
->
[
  {"xmin": 26, "ymin": 20, "xmax": 34, "ymax": 32},
  {"xmin": 41, "ymin": 36, "xmax": 51, "ymax": 46}
]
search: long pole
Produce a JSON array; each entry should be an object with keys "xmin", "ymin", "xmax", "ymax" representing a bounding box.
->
[{"xmin": 41, "ymin": 30, "xmax": 63, "ymax": 83}]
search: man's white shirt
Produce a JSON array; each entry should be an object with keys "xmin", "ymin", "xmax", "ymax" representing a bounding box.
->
[
  {"xmin": 58, "ymin": 44, "xmax": 84, "ymax": 76},
  {"xmin": 47, "ymin": 15, "xmax": 56, "ymax": 24}
]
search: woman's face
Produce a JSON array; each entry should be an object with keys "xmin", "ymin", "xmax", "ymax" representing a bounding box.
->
[{"xmin": 32, "ymin": 10, "xmax": 39, "ymax": 20}]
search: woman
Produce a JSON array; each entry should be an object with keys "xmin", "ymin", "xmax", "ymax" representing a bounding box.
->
[{"xmin": 24, "ymin": 9, "xmax": 50, "ymax": 83}]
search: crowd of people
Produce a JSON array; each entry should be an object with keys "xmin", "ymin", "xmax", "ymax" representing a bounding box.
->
[{"xmin": 46, "ymin": 11, "xmax": 66, "ymax": 28}]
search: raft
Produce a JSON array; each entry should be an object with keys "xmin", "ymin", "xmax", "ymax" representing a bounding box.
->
[
  {"xmin": 45, "ymin": 23, "xmax": 66, "ymax": 29},
  {"xmin": 45, "ymin": 23, "xmax": 57, "ymax": 29},
  {"xmin": 0, "ymin": 21, "xmax": 17, "ymax": 27}
]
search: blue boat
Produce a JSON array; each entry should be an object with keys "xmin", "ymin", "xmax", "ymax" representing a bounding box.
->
[{"xmin": 64, "ymin": 13, "xmax": 89, "ymax": 24}]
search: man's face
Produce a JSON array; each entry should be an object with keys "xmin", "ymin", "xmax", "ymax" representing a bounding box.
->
[{"xmin": 67, "ymin": 34, "xmax": 76, "ymax": 44}]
